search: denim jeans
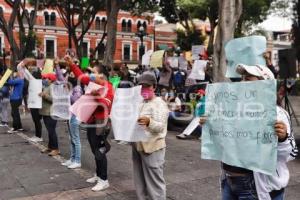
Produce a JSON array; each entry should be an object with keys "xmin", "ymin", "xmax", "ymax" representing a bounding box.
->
[
  {"xmin": 272, "ymin": 190, "xmax": 285, "ymax": 200},
  {"xmin": 68, "ymin": 115, "xmax": 81, "ymax": 163},
  {"xmin": 222, "ymin": 174, "xmax": 258, "ymax": 200}
]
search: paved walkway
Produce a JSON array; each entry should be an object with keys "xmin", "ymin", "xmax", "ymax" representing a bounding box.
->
[{"xmin": 0, "ymin": 96, "xmax": 299, "ymax": 200}]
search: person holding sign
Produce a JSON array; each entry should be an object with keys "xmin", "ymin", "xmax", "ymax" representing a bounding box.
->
[
  {"xmin": 5, "ymin": 71, "xmax": 25, "ymax": 133},
  {"xmin": 200, "ymin": 64, "xmax": 297, "ymax": 200},
  {"xmin": 39, "ymin": 73, "xmax": 60, "ymax": 157},
  {"xmin": 132, "ymin": 73, "xmax": 169, "ymax": 200},
  {"xmin": 66, "ymin": 56, "xmax": 114, "ymax": 192}
]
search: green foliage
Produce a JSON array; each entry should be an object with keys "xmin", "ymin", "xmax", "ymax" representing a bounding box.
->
[{"xmin": 176, "ymin": 29, "xmax": 205, "ymax": 51}]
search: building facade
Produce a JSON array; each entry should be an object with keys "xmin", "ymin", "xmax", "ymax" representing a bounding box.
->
[{"xmin": 0, "ymin": 1, "xmax": 176, "ymax": 67}]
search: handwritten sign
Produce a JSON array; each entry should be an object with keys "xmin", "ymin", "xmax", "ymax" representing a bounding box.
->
[
  {"xmin": 189, "ymin": 60, "xmax": 207, "ymax": 80},
  {"xmin": 111, "ymin": 86, "xmax": 149, "ymax": 142},
  {"xmin": 178, "ymin": 56, "xmax": 188, "ymax": 70},
  {"xmin": 28, "ymin": 79, "xmax": 42, "ymax": 109},
  {"xmin": 192, "ymin": 45, "xmax": 205, "ymax": 60},
  {"xmin": 70, "ymin": 95, "xmax": 98, "ymax": 123},
  {"xmin": 0, "ymin": 69, "xmax": 13, "ymax": 89},
  {"xmin": 150, "ymin": 50, "xmax": 165, "ymax": 68},
  {"xmin": 167, "ymin": 57, "xmax": 179, "ymax": 68},
  {"xmin": 225, "ymin": 36, "xmax": 267, "ymax": 78},
  {"xmin": 51, "ymin": 84, "xmax": 71, "ymax": 120},
  {"xmin": 142, "ymin": 50, "xmax": 153, "ymax": 66},
  {"xmin": 42, "ymin": 59, "xmax": 54, "ymax": 74},
  {"xmin": 201, "ymin": 80, "xmax": 277, "ymax": 175}
]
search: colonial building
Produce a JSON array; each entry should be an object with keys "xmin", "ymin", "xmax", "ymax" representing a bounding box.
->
[{"xmin": 0, "ymin": 1, "xmax": 176, "ymax": 67}]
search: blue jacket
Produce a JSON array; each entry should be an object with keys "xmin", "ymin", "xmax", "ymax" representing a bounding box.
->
[
  {"xmin": 6, "ymin": 78, "xmax": 24, "ymax": 100},
  {"xmin": 0, "ymin": 85, "xmax": 10, "ymax": 99}
]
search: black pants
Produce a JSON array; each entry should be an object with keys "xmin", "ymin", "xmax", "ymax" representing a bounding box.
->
[
  {"xmin": 43, "ymin": 116, "xmax": 58, "ymax": 150},
  {"xmin": 87, "ymin": 126, "xmax": 108, "ymax": 180},
  {"xmin": 10, "ymin": 99, "xmax": 23, "ymax": 130},
  {"xmin": 30, "ymin": 109, "xmax": 42, "ymax": 138}
]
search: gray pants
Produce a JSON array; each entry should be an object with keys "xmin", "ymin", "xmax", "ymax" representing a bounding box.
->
[
  {"xmin": 0, "ymin": 98, "xmax": 9, "ymax": 123},
  {"xmin": 132, "ymin": 146, "xmax": 166, "ymax": 200}
]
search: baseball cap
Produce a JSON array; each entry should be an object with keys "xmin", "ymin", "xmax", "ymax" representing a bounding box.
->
[
  {"xmin": 42, "ymin": 73, "xmax": 57, "ymax": 81},
  {"xmin": 236, "ymin": 64, "xmax": 275, "ymax": 80},
  {"xmin": 138, "ymin": 72, "xmax": 157, "ymax": 86}
]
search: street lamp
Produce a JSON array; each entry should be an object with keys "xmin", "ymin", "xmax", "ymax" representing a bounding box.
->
[
  {"xmin": 175, "ymin": 46, "xmax": 181, "ymax": 57},
  {"xmin": 136, "ymin": 26, "xmax": 147, "ymax": 62}
]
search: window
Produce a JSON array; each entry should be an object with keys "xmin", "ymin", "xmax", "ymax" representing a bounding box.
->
[
  {"xmin": 138, "ymin": 43, "xmax": 146, "ymax": 61},
  {"xmin": 50, "ymin": 12, "xmax": 56, "ymax": 26},
  {"xmin": 44, "ymin": 12, "xmax": 56, "ymax": 26},
  {"xmin": 121, "ymin": 19, "xmax": 132, "ymax": 32},
  {"xmin": 127, "ymin": 20, "xmax": 132, "ymax": 32},
  {"xmin": 137, "ymin": 21, "xmax": 142, "ymax": 30},
  {"xmin": 100, "ymin": 18, "xmax": 106, "ymax": 30},
  {"xmin": 122, "ymin": 19, "xmax": 127, "ymax": 32},
  {"xmin": 82, "ymin": 41, "xmax": 89, "ymax": 57},
  {"xmin": 123, "ymin": 44, "xmax": 131, "ymax": 61},
  {"xmin": 142, "ymin": 21, "xmax": 147, "ymax": 32},
  {"xmin": 97, "ymin": 41, "xmax": 106, "ymax": 60},
  {"xmin": 95, "ymin": 17, "xmax": 106, "ymax": 31},
  {"xmin": 45, "ymin": 39, "xmax": 55, "ymax": 58},
  {"xmin": 95, "ymin": 17, "xmax": 101, "ymax": 30}
]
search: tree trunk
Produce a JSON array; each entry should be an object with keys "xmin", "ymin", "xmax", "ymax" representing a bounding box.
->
[
  {"xmin": 212, "ymin": 0, "xmax": 242, "ymax": 82},
  {"xmin": 103, "ymin": 0, "xmax": 120, "ymax": 67},
  {"xmin": 207, "ymin": 20, "xmax": 216, "ymax": 56}
]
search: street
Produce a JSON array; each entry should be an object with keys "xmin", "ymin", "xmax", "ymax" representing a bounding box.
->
[{"xmin": 0, "ymin": 97, "xmax": 300, "ymax": 200}]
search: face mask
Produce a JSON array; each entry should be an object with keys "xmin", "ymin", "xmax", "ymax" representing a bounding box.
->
[{"xmin": 141, "ymin": 87, "xmax": 155, "ymax": 100}]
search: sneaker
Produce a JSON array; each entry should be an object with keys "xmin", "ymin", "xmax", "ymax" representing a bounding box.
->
[
  {"xmin": 7, "ymin": 128, "xmax": 18, "ymax": 134},
  {"xmin": 17, "ymin": 128, "xmax": 24, "ymax": 132},
  {"xmin": 29, "ymin": 136, "xmax": 43, "ymax": 143},
  {"xmin": 91, "ymin": 179, "xmax": 109, "ymax": 192},
  {"xmin": 68, "ymin": 162, "xmax": 81, "ymax": 169},
  {"xmin": 41, "ymin": 148, "xmax": 51, "ymax": 154},
  {"xmin": 86, "ymin": 174, "xmax": 99, "ymax": 183},
  {"xmin": 61, "ymin": 159, "xmax": 73, "ymax": 166},
  {"xmin": 176, "ymin": 133, "xmax": 188, "ymax": 140},
  {"xmin": 0, "ymin": 123, "xmax": 8, "ymax": 127},
  {"xmin": 48, "ymin": 150, "xmax": 60, "ymax": 156}
]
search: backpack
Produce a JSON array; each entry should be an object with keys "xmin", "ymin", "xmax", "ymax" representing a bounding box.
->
[{"xmin": 173, "ymin": 70, "xmax": 185, "ymax": 87}]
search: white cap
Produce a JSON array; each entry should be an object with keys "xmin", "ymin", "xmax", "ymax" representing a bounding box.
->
[{"xmin": 236, "ymin": 64, "xmax": 275, "ymax": 80}]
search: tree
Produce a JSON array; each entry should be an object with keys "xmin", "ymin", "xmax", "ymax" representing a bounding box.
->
[
  {"xmin": 102, "ymin": 0, "xmax": 158, "ymax": 67},
  {"xmin": 213, "ymin": 0, "xmax": 242, "ymax": 82},
  {"xmin": 291, "ymin": 0, "xmax": 300, "ymax": 62},
  {"xmin": 159, "ymin": 0, "xmax": 218, "ymax": 54},
  {"xmin": 0, "ymin": 0, "xmax": 40, "ymax": 67},
  {"xmin": 44, "ymin": 0, "xmax": 105, "ymax": 58},
  {"xmin": 235, "ymin": 0, "xmax": 275, "ymax": 37}
]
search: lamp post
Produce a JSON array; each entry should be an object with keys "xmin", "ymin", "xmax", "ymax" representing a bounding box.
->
[{"xmin": 136, "ymin": 26, "xmax": 147, "ymax": 62}]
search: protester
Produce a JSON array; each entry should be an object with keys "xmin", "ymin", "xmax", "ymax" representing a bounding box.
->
[
  {"xmin": 176, "ymin": 89, "xmax": 205, "ymax": 140},
  {"xmin": 158, "ymin": 62, "xmax": 172, "ymax": 91},
  {"xmin": 200, "ymin": 64, "xmax": 298, "ymax": 200},
  {"xmin": 0, "ymin": 74, "xmax": 10, "ymax": 127},
  {"xmin": 133, "ymin": 73, "xmax": 169, "ymax": 200},
  {"xmin": 28, "ymin": 67, "xmax": 43, "ymax": 143},
  {"xmin": 56, "ymin": 61, "xmax": 83, "ymax": 169},
  {"xmin": 39, "ymin": 73, "xmax": 60, "ymax": 156},
  {"xmin": 6, "ymin": 71, "xmax": 25, "ymax": 133},
  {"xmin": 66, "ymin": 56, "xmax": 114, "ymax": 192}
]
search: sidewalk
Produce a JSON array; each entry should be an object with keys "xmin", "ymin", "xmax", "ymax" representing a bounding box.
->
[{"xmin": 0, "ymin": 97, "xmax": 300, "ymax": 200}]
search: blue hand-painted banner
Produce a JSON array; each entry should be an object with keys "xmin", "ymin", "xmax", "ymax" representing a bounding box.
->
[
  {"xmin": 201, "ymin": 80, "xmax": 277, "ymax": 175},
  {"xmin": 225, "ymin": 36, "xmax": 267, "ymax": 78}
]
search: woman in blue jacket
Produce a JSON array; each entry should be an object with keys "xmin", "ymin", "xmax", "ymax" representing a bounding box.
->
[{"xmin": 6, "ymin": 71, "xmax": 24, "ymax": 133}]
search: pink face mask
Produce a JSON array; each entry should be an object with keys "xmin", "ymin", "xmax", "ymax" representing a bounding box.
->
[{"xmin": 141, "ymin": 87, "xmax": 155, "ymax": 100}]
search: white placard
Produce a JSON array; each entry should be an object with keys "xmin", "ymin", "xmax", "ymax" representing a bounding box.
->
[
  {"xmin": 167, "ymin": 57, "xmax": 179, "ymax": 68},
  {"xmin": 189, "ymin": 60, "xmax": 207, "ymax": 80},
  {"xmin": 192, "ymin": 45, "xmax": 205, "ymax": 60},
  {"xmin": 111, "ymin": 86, "xmax": 150, "ymax": 142},
  {"xmin": 27, "ymin": 79, "xmax": 43, "ymax": 109},
  {"xmin": 142, "ymin": 50, "xmax": 153, "ymax": 66},
  {"xmin": 181, "ymin": 117, "xmax": 200, "ymax": 136},
  {"xmin": 51, "ymin": 84, "xmax": 71, "ymax": 120}
]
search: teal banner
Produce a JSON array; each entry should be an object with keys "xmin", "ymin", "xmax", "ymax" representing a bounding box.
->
[{"xmin": 201, "ymin": 80, "xmax": 277, "ymax": 175}]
